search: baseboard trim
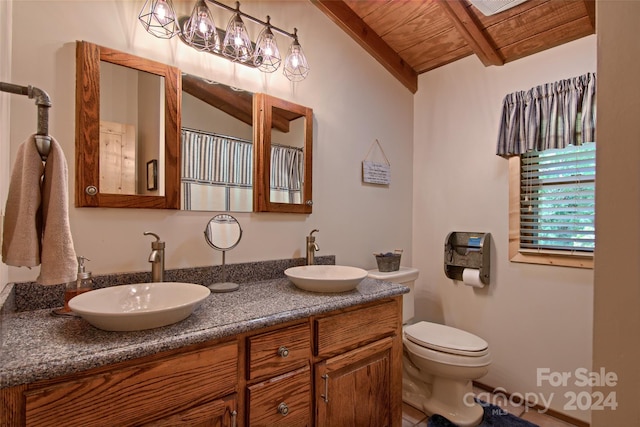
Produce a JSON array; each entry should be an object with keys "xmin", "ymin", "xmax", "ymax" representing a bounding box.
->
[{"xmin": 473, "ymin": 381, "xmax": 590, "ymax": 427}]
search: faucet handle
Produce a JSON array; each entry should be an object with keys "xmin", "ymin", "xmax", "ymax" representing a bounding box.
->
[{"xmin": 144, "ymin": 231, "xmax": 165, "ymax": 249}]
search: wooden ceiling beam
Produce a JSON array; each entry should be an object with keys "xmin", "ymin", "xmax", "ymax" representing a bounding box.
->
[
  {"xmin": 182, "ymin": 75, "xmax": 290, "ymax": 133},
  {"xmin": 437, "ymin": 0, "xmax": 504, "ymax": 67},
  {"xmin": 583, "ymin": 0, "xmax": 596, "ymax": 31},
  {"xmin": 310, "ymin": 0, "xmax": 418, "ymax": 93}
]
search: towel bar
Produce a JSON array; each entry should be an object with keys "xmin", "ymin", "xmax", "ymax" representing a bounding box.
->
[{"xmin": 0, "ymin": 81, "xmax": 52, "ymax": 161}]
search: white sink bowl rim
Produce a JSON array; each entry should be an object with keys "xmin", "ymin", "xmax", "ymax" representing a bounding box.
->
[
  {"xmin": 285, "ymin": 265, "xmax": 367, "ymax": 293},
  {"xmin": 68, "ymin": 282, "xmax": 210, "ymax": 331}
]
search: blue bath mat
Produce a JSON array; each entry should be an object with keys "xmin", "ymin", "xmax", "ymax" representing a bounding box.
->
[{"xmin": 426, "ymin": 400, "xmax": 538, "ymax": 427}]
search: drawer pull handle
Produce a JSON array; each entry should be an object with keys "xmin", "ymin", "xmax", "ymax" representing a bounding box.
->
[
  {"xmin": 321, "ymin": 374, "xmax": 329, "ymax": 403},
  {"xmin": 278, "ymin": 402, "xmax": 290, "ymax": 416},
  {"xmin": 278, "ymin": 346, "xmax": 290, "ymax": 358}
]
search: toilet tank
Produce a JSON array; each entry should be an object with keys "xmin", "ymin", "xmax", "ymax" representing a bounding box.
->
[{"xmin": 367, "ymin": 267, "xmax": 419, "ymax": 324}]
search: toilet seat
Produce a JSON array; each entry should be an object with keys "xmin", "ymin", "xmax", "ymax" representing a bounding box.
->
[{"xmin": 404, "ymin": 321, "xmax": 489, "ymax": 357}]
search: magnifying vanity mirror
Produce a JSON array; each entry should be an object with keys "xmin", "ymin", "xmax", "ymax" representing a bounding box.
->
[
  {"xmin": 204, "ymin": 214, "xmax": 242, "ymax": 292},
  {"xmin": 75, "ymin": 41, "xmax": 180, "ymax": 209}
]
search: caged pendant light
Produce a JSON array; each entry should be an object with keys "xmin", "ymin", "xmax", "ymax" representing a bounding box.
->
[
  {"xmin": 283, "ymin": 29, "xmax": 310, "ymax": 82},
  {"xmin": 182, "ymin": 0, "xmax": 220, "ymax": 52},
  {"xmin": 253, "ymin": 16, "xmax": 281, "ymax": 73},
  {"xmin": 222, "ymin": 3, "xmax": 253, "ymax": 62},
  {"xmin": 138, "ymin": 0, "xmax": 179, "ymax": 39},
  {"xmin": 138, "ymin": 0, "xmax": 309, "ymax": 82}
]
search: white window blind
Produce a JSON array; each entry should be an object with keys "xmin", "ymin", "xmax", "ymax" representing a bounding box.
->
[{"xmin": 520, "ymin": 143, "xmax": 595, "ymax": 254}]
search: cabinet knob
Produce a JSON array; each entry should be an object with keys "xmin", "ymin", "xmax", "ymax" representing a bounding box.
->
[
  {"xmin": 277, "ymin": 402, "xmax": 289, "ymax": 416},
  {"xmin": 277, "ymin": 346, "xmax": 289, "ymax": 358}
]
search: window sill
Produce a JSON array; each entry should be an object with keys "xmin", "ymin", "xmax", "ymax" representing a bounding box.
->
[{"xmin": 509, "ymin": 251, "xmax": 594, "ymax": 269}]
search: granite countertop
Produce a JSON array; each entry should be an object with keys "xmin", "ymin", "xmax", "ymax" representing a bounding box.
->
[{"xmin": 0, "ymin": 277, "xmax": 407, "ymax": 389}]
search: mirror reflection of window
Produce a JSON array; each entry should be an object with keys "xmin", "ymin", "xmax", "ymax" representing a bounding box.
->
[
  {"xmin": 99, "ymin": 61, "xmax": 165, "ymax": 196},
  {"xmin": 270, "ymin": 112, "xmax": 305, "ymax": 205},
  {"xmin": 180, "ymin": 77, "xmax": 254, "ymax": 212}
]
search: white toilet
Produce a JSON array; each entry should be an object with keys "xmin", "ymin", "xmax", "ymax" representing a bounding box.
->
[{"xmin": 368, "ymin": 267, "xmax": 491, "ymax": 427}]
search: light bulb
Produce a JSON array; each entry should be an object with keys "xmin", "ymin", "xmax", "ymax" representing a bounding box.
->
[
  {"xmin": 154, "ymin": 0, "xmax": 170, "ymax": 25},
  {"xmin": 290, "ymin": 50, "xmax": 300, "ymax": 68}
]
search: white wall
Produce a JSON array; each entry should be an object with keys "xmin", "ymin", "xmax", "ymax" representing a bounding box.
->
[
  {"xmin": 4, "ymin": 1, "xmax": 413, "ymax": 279},
  {"xmin": 413, "ymin": 36, "xmax": 596, "ymax": 422}
]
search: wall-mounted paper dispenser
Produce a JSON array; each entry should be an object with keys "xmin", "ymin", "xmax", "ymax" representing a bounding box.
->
[{"xmin": 444, "ymin": 232, "xmax": 490, "ymax": 286}]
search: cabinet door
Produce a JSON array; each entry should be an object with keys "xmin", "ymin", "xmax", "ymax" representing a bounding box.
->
[
  {"xmin": 315, "ymin": 337, "xmax": 392, "ymax": 427},
  {"xmin": 143, "ymin": 394, "xmax": 237, "ymax": 427}
]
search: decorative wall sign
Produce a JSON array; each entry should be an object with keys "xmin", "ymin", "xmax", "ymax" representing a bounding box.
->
[{"xmin": 362, "ymin": 139, "xmax": 391, "ymax": 185}]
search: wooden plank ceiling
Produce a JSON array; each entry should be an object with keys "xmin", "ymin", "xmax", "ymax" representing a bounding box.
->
[{"xmin": 311, "ymin": 0, "xmax": 595, "ymax": 93}]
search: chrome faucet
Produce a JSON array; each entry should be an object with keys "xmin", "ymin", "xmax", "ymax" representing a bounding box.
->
[
  {"xmin": 144, "ymin": 232, "xmax": 165, "ymax": 282},
  {"xmin": 306, "ymin": 229, "xmax": 319, "ymax": 265}
]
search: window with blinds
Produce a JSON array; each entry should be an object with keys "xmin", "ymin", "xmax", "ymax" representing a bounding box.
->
[{"xmin": 519, "ymin": 142, "xmax": 595, "ymax": 254}]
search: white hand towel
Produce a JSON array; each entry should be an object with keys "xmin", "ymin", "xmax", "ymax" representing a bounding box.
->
[
  {"xmin": 2, "ymin": 134, "xmax": 77, "ymax": 285},
  {"xmin": 2, "ymin": 135, "xmax": 43, "ymax": 267},
  {"xmin": 38, "ymin": 136, "xmax": 77, "ymax": 285}
]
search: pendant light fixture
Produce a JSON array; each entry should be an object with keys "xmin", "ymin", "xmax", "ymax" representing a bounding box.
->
[
  {"xmin": 283, "ymin": 29, "xmax": 310, "ymax": 82},
  {"xmin": 254, "ymin": 16, "xmax": 281, "ymax": 73},
  {"xmin": 182, "ymin": 0, "xmax": 220, "ymax": 52},
  {"xmin": 138, "ymin": 0, "xmax": 310, "ymax": 81},
  {"xmin": 138, "ymin": 0, "xmax": 178, "ymax": 39},
  {"xmin": 222, "ymin": 3, "xmax": 253, "ymax": 62}
]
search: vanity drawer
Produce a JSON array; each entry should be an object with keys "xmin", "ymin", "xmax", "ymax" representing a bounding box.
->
[
  {"xmin": 315, "ymin": 299, "xmax": 400, "ymax": 358},
  {"xmin": 247, "ymin": 366, "xmax": 311, "ymax": 427},
  {"xmin": 24, "ymin": 341, "xmax": 238, "ymax": 427},
  {"xmin": 247, "ymin": 322, "xmax": 311, "ymax": 380}
]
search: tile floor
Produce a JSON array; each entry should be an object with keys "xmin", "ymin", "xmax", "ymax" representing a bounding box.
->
[{"xmin": 402, "ymin": 386, "xmax": 581, "ymax": 427}]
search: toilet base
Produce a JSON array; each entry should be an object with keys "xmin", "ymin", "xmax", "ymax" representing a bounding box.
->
[
  {"xmin": 423, "ymin": 376, "xmax": 484, "ymax": 427},
  {"xmin": 403, "ymin": 360, "xmax": 484, "ymax": 427}
]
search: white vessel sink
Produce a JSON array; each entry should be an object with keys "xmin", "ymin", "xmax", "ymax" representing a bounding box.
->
[
  {"xmin": 285, "ymin": 265, "xmax": 367, "ymax": 293},
  {"xmin": 68, "ymin": 282, "xmax": 210, "ymax": 331}
]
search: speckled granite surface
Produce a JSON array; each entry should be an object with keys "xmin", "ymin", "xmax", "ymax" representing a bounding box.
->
[
  {"xmin": 0, "ymin": 258, "xmax": 407, "ymax": 389},
  {"xmin": 4, "ymin": 256, "xmax": 335, "ymax": 312}
]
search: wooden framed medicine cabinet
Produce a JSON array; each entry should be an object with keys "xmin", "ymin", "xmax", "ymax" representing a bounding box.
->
[
  {"xmin": 253, "ymin": 93, "xmax": 313, "ymax": 214},
  {"xmin": 75, "ymin": 40, "xmax": 181, "ymax": 209},
  {"xmin": 75, "ymin": 41, "xmax": 314, "ymax": 214}
]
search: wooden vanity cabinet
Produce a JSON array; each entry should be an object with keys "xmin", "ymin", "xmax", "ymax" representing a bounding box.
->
[{"xmin": 1, "ymin": 297, "xmax": 402, "ymax": 427}]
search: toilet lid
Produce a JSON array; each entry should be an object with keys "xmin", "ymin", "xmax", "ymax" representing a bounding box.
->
[{"xmin": 404, "ymin": 321, "xmax": 489, "ymax": 357}]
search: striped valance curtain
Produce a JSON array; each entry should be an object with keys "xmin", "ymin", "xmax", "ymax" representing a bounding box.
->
[
  {"xmin": 496, "ymin": 73, "xmax": 596, "ymax": 157},
  {"xmin": 182, "ymin": 128, "xmax": 304, "ymax": 191},
  {"xmin": 270, "ymin": 145, "xmax": 304, "ymax": 203},
  {"xmin": 181, "ymin": 129, "xmax": 252, "ymax": 186},
  {"xmin": 271, "ymin": 145, "xmax": 303, "ymax": 191}
]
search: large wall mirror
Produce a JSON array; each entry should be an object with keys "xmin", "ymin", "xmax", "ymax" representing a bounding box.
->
[
  {"xmin": 75, "ymin": 41, "xmax": 180, "ymax": 209},
  {"xmin": 75, "ymin": 42, "xmax": 312, "ymax": 213}
]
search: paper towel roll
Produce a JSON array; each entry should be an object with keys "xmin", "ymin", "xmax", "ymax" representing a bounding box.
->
[{"xmin": 462, "ymin": 268, "xmax": 484, "ymax": 288}]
